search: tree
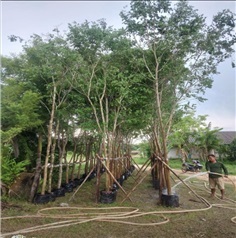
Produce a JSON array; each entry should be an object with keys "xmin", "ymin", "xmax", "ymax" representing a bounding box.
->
[
  {"xmin": 21, "ymin": 32, "xmax": 84, "ymax": 195},
  {"xmin": 1, "ymin": 58, "xmax": 42, "ymax": 160},
  {"xmin": 2, "ymin": 31, "xmax": 85, "ymax": 197},
  {"xmin": 168, "ymin": 111, "xmax": 207, "ymax": 162},
  {"xmin": 195, "ymin": 125, "xmax": 223, "ymax": 160},
  {"xmin": 225, "ymin": 139, "xmax": 236, "ymax": 161},
  {"xmin": 121, "ymin": 0, "xmax": 236, "ymax": 196},
  {"xmin": 68, "ymin": 19, "xmax": 152, "ymax": 191}
]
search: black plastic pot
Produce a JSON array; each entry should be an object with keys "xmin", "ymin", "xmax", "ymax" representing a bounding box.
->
[
  {"xmin": 33, "ymin": 192, "xmax": 56, "ymax": 204},
  {"xmin": 152, "ymin": 179, "xmax": 160, "ymax": 190},
  {"xmin": 73, "ymin": 178, "xmax": 84, "ymax": 187},
  {"xmin": 112, "ymin": 183, "xmax": 118, "ymax": 190},
  {"xmin": 52, "ymin": 187, "xmax": 65, "ymax": 197},
  {"xmin": 81, "ymin": 173, "xmax": 87, "ymax": 179},
  {"xmin": 99, "ymin": 189, "xmax": 117, "ymax": 204},
  {"xmin": 121, "ymin": 174, "xmax": 126, "ymax": 181},
  {"xmin": 72, "ymin": 178, "xmax": 80, "ymax": 188},
  {"xmin": 161, "ymin": 193, "xmax": 179, "ymax": 207},
  {"xmin": 118, "ymin": 177, "xmax": 124, "ymax": 186},
  {"xmin": 130, "ymin": 165, "xmax": 135, "ymax": 173},
  {"xmin": 88, "ymin": 171, "xmax": 97, "ymax": 181},
  {"xmin": 67, "ymin": 179, "xmax": 77, "ymax": 188},
  {"xmin": 62, "ymin": 182, "xmax": 74, "ymax": 193},
  {"xmin": 113, "ymin": 178, "xmax": 123, "ymax": 189},
  {"xmin": 100, "ymin": 167, "xmax": 106, "ymax": 174},
  {"xmin": 125, "ymin": 171, "xmax": 131, "ymax": 178}
]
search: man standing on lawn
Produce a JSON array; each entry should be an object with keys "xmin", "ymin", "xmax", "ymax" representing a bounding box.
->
[{"xmin": 205, "ymin": 154, "xmax": 228, "ymax": 199}]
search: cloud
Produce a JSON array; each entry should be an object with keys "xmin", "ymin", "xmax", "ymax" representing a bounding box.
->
[
  {"xmin": 1, "ymin": 1, "xmax": 129, "ymax": 56},
  {"xmin": 2, "ymin": 1, "xmax": 235, "ymax": 131},
  {"xmin": 189, "ymin": 2, "xmax": 236, "ymax": 131}
]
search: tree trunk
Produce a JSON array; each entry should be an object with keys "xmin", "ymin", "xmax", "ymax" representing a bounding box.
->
[
  {"xmin": 154, "ymin": 62, "xmax": 172, "ymax": 195},
  {"xmin": 60, "ymin": 131, "xmax": 68, "ymax": 184},
  {"xmin": 48, "ymin": 121, "xmax": 59, "ymax": 192},
  {"xmin": 12, "ymin": 137, "xmax": 19, "ymax": 159},
  {"xmin": 41, "ymin": 84, "xmax": 56, "ymax": 195},
  {"xmin": 29, "ymin": 133, "xmax": 42, "ymax": 202},
  {"xmin": 70, "ymin": 142, "xmax": 78, "ymax": 181},
  {"xmin": 95, "ymin": 157, "xmax": 101, "ymax": 203}
]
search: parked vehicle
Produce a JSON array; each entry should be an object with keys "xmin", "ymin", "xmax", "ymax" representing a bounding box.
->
[{"xmin": 181, "ymin": 160, "xmax": 203, "ymax": 173}]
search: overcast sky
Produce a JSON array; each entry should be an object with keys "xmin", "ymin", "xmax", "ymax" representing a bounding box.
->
[{"xmin": 1, "ymin": 1, "xmax": 235, "ymax": 131}]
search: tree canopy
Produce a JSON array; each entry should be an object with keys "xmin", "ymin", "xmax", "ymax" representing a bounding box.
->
[{"xmin": 1, "ymin": 0, "xmax": 235, "ymax": 195}]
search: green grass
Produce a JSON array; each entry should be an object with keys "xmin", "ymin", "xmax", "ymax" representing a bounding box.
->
[
  {"xmin": 1, "ymin": 166, "xmax": 236, "ymax": 238},
  {"xmin": 133, "ymin": 157, "xmax": 149, "ymax": 165},
  {"xmin": 168, "ymin": 158, "xmax": 235, "ymax": 175},
  {"xmin": 134, "ymin": 157, "xmax": 236, "ymax": 175}
]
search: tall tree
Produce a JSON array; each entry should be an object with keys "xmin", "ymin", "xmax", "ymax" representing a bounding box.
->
[
  {"xmin": 168, "ymin": 111, "xmax": 207, "ymax": 162},
  {"xmin": 68, "ymin": 20, "xmax": 152, "ymax": 191},
  {"xmin": 1, "ymin": 57, "xmax": 42, "ymax": 159},
  {"xmin": 195, "ymin": 125, "xmax": 222, "ymax": 160},
  {"xmin": 23, "ymin": 32, "xmax": 84, "ymax": 195},
  {"xmin": 3, "ymin": 31, "xmax": 85, "ymax": 196},
  {"xmin": 121, "ymin": 0, "xmax": 236, "ymax": 195}
]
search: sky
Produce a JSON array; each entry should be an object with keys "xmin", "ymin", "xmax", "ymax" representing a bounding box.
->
[{"xmin": 1, "ymin": 1, "xmax": 235, "ymax": 131}]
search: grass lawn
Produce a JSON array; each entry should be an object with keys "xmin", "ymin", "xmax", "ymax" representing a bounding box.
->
[
  {"xmin": 1, "ymin": 160, "xmax": 235, "ymax": 238},
  {"xmin": 133, "ymin": 157, "xmax": 236, "ymax": 175}
]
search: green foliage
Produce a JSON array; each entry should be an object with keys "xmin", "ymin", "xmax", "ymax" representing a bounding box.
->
[
  {"xmin": 137, "ymin": 142, "xmax": 151, "ymax": 158},
  {"xmin": 68, "ymin": 19, "xmax": 152, "ymax": 142},
  {"xmin": 168, "ymin": 112, "xmax": 207, "ymax": 151},
  {"xmin": 227, "ymin": 139, "xmax": 236, "ymax": 161},
  {"xmin": 195, "ymin": 126, "xmax": 222, "ymax": 159},
  {"xmin": 121, "ymin": 0, "xmax": 236, "ymax": 139},
  {"xmin": 219, "ymin": 139, "xmax": 236, "ymax": 161},
  {"xmin": 221, "ymin": 161, "xmax": 236, "ymax": 175},
  {"xmin": 2, "ymin": 1, "xmax": 235, "ymax": 193},
  {"xmin": 168, "ymin": 158, "xmax": 235, "ymax": 175},
  {"xmin": 0, "ymin": 154, "xmax": 30, "ymax": 186},
  {"xmin": 133, "ymin": 156, "xmax": 148, "ymax": 165},
  {"xmin": 0, "ymin": 77, "xmax": 42, "ymax": 143},
  {"xmin": 16, "ymin": 132, "xmax": 38, "ymax": 164}
]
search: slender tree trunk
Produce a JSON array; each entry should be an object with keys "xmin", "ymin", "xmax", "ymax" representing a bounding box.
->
[
  {"xmin": 95, "ymin": 156, "xmax": 101, "ymax": 203},
  {"xmin": 29, "ymin": 133, "xmax": 42, "ymax": 202},
  {"xmin": 60, "ymin": 131, "xmax": 68, "ymax": 184},
  {"xmin": 12, "ymin": 137, "xmax": 20, "ymax": 159},
  {"xmin": 77, "ymin": 154, "xmax": 83, "ymax": 179},
  {"xmin": 48, "ymin": 121, "xmax": 59, "ymax": 192},
  {"xmin": 70, "ymin": 141, "xmax": 78, "ymax": 181},
  {"xmin": 154, "ymin": 60, "xmax": 172, "ymax": 195},
  {"xmin": 41, "ymin": 84, "xmax": 56, "ymax": 195}
]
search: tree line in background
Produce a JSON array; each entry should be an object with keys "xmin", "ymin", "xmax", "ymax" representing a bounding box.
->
[
  {"xmin": 1, "ymin": 0, "xmax": 235, "ymax": 201},
  {"xmin": 136, "ymin": 123, "xmax": 236, "ymax": 162}
]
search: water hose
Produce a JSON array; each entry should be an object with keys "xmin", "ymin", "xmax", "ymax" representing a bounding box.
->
[{"xmin": 1, "ymin": 171, "xmax": 235, "ymax": 237}]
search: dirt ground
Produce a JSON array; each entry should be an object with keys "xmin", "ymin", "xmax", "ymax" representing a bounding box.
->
[{"xmin": 1, "ymin": 168, "xmax": 236, "ymax": 238}]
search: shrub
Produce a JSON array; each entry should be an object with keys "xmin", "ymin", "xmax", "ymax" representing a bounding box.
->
[{"xmin": 1, "ymin": 156, "xmax": 30, "ymax": 186}]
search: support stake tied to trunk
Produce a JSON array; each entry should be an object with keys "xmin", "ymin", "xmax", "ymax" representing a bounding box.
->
[{"xmin": 97, "ymin": 155, "xmax": 133, "ymax": 203}]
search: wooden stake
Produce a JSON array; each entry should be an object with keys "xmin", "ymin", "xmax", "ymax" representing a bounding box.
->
[
  {"xmin": 121, "ymin": 160, "xmax": 158, "ymax": 204},
  {"xmin": 69, "ymin": 165, "xmax": 96, "ymax": 202},
  {"xmin": 97, "ymin": 156, "xmax": 133, "ymax": 203}
]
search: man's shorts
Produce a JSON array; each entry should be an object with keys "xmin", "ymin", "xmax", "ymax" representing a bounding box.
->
[{"xmin": 209, "ymin": 177, "xmax": 225, "ymax": 190}]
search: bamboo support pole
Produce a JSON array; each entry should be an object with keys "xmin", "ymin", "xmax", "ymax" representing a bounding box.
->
[
  {"xmin": 69, "ymin": 165, "xmax": 96, "ymax": 202},
  {"xmin": 131, "ymin": 157, "xmax": 141, "ymax": 171},
  {"xmin": 135, "ymin": 157, "xmax": 151, "ymax": 177},
  {"xmin": 97, "ymin": 156, "xmax": 133, "ymax": 203},
  {"xmin": 155, "ymin": 156, "xmax": 210, "ymax": 205},
  {"xmin": 121, "ymin": 160, "xmax": 159, "ymax": 204}
]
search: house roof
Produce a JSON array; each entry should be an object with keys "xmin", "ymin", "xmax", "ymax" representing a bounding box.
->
[{"xmin": 216, "ymin": 131, "xmax": 236, "ymax": 144}]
